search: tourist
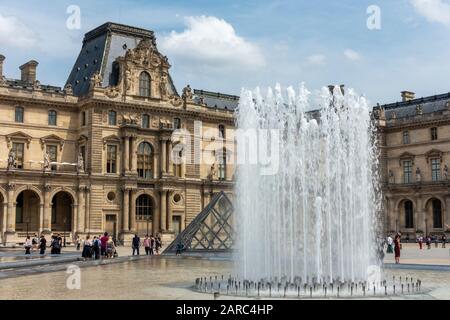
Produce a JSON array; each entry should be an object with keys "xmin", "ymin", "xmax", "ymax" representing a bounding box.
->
[
  {"xmin": 132, "ymin": 234, "xmax": 141, "ymax": 256},
  {"xmin": 426, "ymin": 235, "xmax": 432, "ymax": 249},
  {"xmin": 82, "ymin": 235, "xmax": 92, "ymax": 259},
  {"xmin": 144, "ymin": 235, "xmax": 151, "ymax": 255},
  {"xmin": 56, "ymin": 233, "xmax": 63, "ymax": 253},
  {"xmin": 31, "ymin": 233, "xmax": 39, "ymax": 250},
  {"xmin": 50, "ymin": 235, "xmax": 61, "ymax": 254},
  {"xmin": 24, "ymin": 236, "xmax": 32, "ymax": 255},
  {"xmin": 106, "ymin": 236, "xmax": 116, "ymax": 259},
  {"xmin": 155, "ymin": 236, "xmax": 162, "ymax": 255},
  {"xmin": 442, "ymin": 234, "xmax": 447, "ymax": 248},
  {"xmin": 76, "ymin": 236, "xmax": 81, "ymax": 251},
  {"xmin": 150, "ymin": 235, "xmax": 155, "ymax": 255},
  {"xmin": 39, "ymin": 235, "xmax": 47, "ymax": 255},
  {"xmin": 176, "ymin": 242, "xmax": 184, "ymax": 255},
  {"xmin": 386, "ymin": 235, "xmax": 393, "ymax": 254},
  {"xmin": 100, "ymin": 232, "xmax": 109, "ymax": 257},
  {"xmin": 394, "ymin": 233, "xmax": 401, "ymax": 264},
  {"xmin": 434, "ymin": 234, "xmax": 439, "ymax": 248},
  {"xmin": 92, "ymin": 236, "xmax": 101, "ymax": 259},
  {"xmin": 418, "ymin": 235, "xmax": 423, "ymax": 250}
]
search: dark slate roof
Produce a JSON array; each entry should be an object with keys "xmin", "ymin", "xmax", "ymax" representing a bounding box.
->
[
  {"xmin": 381, "ymin": 92, "xmax": 450, "ymax": 119},
  {"xmin": 66, "ymin": 22, "xmax": 178, "ymax": 97},
  {"xmin": 193, "ymin": 89, "xmax": 239, "ymax": 110}
]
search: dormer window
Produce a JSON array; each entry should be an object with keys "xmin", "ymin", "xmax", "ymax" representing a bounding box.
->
[{"xmin": 139, "ymin": 71, "xmax": 151, "ymax": 97}]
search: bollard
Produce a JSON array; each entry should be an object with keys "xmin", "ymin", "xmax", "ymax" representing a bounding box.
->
[
  {"xmin": 393, "ymin": 285, "xmax": 395, "ymax": 295},
  {"xmin": 213, "ymin": 292, "xmax": 220, "ymax": 300}
]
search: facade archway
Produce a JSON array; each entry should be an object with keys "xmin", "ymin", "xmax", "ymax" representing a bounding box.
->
[
  {"xmin": 397, "ymin": 198, "xmax": 415, "ymax": 232},
  {"xmin": 425, "ymin": 198, "xmax": 444, "ymax": 233},
  {"xmin": 15, "ymin": 190, "xmax": 41, "ymax": 234},
  {"xmin": 51, "ymin": 191, "xmax": 74, "ymax": 235},
  {"xmin": 135, "ymin": 194, "xmax": 154, "ymax": 236}
]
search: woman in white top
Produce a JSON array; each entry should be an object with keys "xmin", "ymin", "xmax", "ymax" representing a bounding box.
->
[
  {"xmin": 24, "ymin": 236, "xmax": 32, "ymax": 255},
  {"xmin": 81, "ymin": 235, "xmax": 93, "ymax": 259}
]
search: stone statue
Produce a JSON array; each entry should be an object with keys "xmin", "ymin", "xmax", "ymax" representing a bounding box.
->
[
  {"xmin": 90, "ymin": 71, "xmax": 103, "ymax": 89},
  {"xmin": 7, "ymin": 149, "xmax": 16, "ymax": 170},
  {"xmin": 43, "ymin": 151, "xmax": 51, "ymax": 171},
  {"xmin": 125, "ymin": 69, "xmax": 132, "ymax": 91},
  {"xmin": 160, "ymin": 73, "xmax": 168, "ymax": 98},
  {"xmin": 416, "ymin": 167, "xmax": 421, "ymax": 182},
  {"xmin": 77, "ymin": 152, "xmax": 84, "ymax": 172},
  {"xmin": 182, "ymin": 84, "xmax": 193, "ymax": 102},
  {"xmin": 415, "ymin": 105, "xmax": 423, "ymax": 115},
  {"xmin": 64, "ymin": 83, "xmax": 73, "ymax": 95},
  {"xmin": 388, "ymin": 170, "xmax": 395, "ymax": 184},
  {"xmin": 208, "ymin": 163, "xmax": 216, "ymax": 180},
  {"xmin": 444, "ymin": 165, "xmax": 449, "ymax": 180}
]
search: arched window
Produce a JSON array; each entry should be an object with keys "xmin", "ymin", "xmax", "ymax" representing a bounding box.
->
[
  {"xmin": 139, "ymin": 72, "xmax": 151, "ymax": 97},
  {"xmin": 404, "ymin": 200, "xmax": 414, "ymax": 228},
  {"xmin": 432, "ymin": 199, "xmax": 443, "ymax": 228},
  {"xmin": 108, "ymin": 110, "xmax": 116, "ymax": 125},
  {"xmin": 136, "ymin": 194, "xmax": 153, "ymax": 221},
  {"xmin": 48, "ymin": 110, "xmax": 57, "ymax": 126},
  {"xmin": 137, "ymin": 142, "xmax": 153, "ymax": 179},
  {"xmin": 218, "ymin": 124, "xmax": 225, "ymax": 139}
]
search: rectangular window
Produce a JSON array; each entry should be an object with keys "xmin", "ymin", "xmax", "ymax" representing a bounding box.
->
[
  {"xmin": 431, "ymin": 127, "xmax": 438, "ymax": 141},
  {"xmin": 403, "ymin": 131, "xmax": 410, "ymax": 144},
  {"xmin": 403, "ymin": 160, "xmax": 412, "ymax": 183},
  {"xmin": 405, "ymin": 201, "xmax": 414, "ymax": 228},
  {"xmin": 142, "ymin": 114, "xmax": 150, "ymax": 129},
  {"xmin": 108, "ymin": 111, "xmax": 117, "ymax": 126},
  {"xmin": 431, "ymin": 158, "xmax": 441, "ymax": 181},
  {"xmin": 48, "ymin": 110, "xmax": 57, "ymax": 126},
  {"xmin": 219, "ymin": 125, "xmax": 225, "ymax": 139},
  {"xmin": 15, "ymin": 107, "xmax": 24, "ymax": 123},
  {"xmin": 47, "ymin": 145, "xmax": 57, "ymax": 171},
  {"xmin": 80, "ymin": 146, "xmax": 86, "ymax": 166},
  {"xmin": 12, "ymin": 142, "xmax": 24, "ymax": 169},
  {"xmin": 106, "ymin": 145, "xmax": 117, "ymax": 173},
  {"xmin": 173, "ymin": 118, "xmax": 181, "ymax": 130},
  {"xmin": 81, "ymin": 111, "xmax": 86, "ymax": 126}
]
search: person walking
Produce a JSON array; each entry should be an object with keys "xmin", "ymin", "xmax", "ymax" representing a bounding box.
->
[
  {"xmin": 434, "ymin": 234, "xmax": 439, "ymax": 248},
  {"xmin": 39, "ymin": 235, "xmax": 47, "ymax": 255},
  {"xmin": 426, "ymin": 235, "xmax": 432, "ymax": 250},
  {"xmin": 92, "ymin": 236, "xmax": 101, "ymax": 260},
  {"xmin": 56, "ymin": 233, "xmax": 62, "ymax": 254},
  {"xmin": 386, "ymin": 235, "xmax": 393, "ymax": 254},
  {"xmin": 76, "ymin": 236, "xmax": 81, "ymax": 251},
  {"xmin": 132, "ymin": 234, "xmax": 141, "ymax": 256},
  {"xmin": 150, "ymin": 235, "xmax": 155, "ymax": 255},
  {"xmin": 144, "ymin": 235, "xmax": 151, "ymax": 255},
  {"xmin": 394, "ymin": 233, "xmax": 401, "ymax": 264},
  {"xmin": 82, "ymin": 235, "xmax": 93, "ymax": 259},
  {"xmin": 176, "ymin": 242, "xmax": 184, "ymax": 255},
  {"xmin": 106, "ymin": 236, "xmax": 116, "ymax": 259},
  {"xmin": 442, "ymin": 234, "xmax": 447, "ymax": 248},
  {"xmin": 100, "ymin": 232, "xmax": 109, "ymax": 257},
  {"xmin": 418, "ymin": 235, "xmax": 423, "ymax": 250},
  {"xmin": 24, "ymin": 236, "xmax": 32, "ymax": 255},
  {"xmin": 32, "ymin": 233, "xmax": 39, "ymax": 251},
  {"xmin": 50, "ymin": 235, "xmax": 61, "ymax": 254},
  {"xmin": 155, "ymin": 236, "xmax": 162, "ymax": 255}
]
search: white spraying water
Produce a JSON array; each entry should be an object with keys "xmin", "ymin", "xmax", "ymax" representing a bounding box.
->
[{"xmin": 234, "ymin": 84, "xmax": 381, "ymax": 284}]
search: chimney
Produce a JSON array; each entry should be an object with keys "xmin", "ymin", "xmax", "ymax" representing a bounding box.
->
[
  {"xmin": 401, "ymin": 91, "xmax": 415, "ymax": 102},
  {"xmin": 19, "ymin": 60, "xmax": 38, "ymax": 83},
  {"xmin": 0, "ymin": 54, "xmax": 5, "ymax": 78}
]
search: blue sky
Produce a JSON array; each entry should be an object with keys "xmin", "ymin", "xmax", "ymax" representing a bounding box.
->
[{"xmin": 0, "ymin": 0, "xmax": 450, "ymax": 105}]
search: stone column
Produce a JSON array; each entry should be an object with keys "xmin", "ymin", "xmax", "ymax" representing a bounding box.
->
[
  {"xmin": 129, "ymin": 189, "xmax": 137, "ymax": 232},
  {"xmin": 130, "ymin": 137, "xmax": 137, "ymax": 173},
  {"xmin": 161, "ymin": 139, "xmax": 167, "ymax": 174},
  {"xmin": 153, "ymin": 153, "xmax": 159, "ymax": 179},
  {"xmin": 160, "ymin": 190, "xmax": 167, "ymax": 231},
  {"xmin": 2, "ymin": 202, "xmax": 7, "ymax": 235},
  {"xmin": 416, "ymin": 196, "xmax": 426, "ymax": 234},
  {"xmin": 153, "ymin": 196, "xmax": 160, "ymax": 236},
  {"xmin": 71, "ymin": 204, "xmax": 77, "ymax": 239},
  {"xmin": 6, "ymin": 184, "xmax": 15, "ymax": 233},
  {"xmin": 39, "ymin": 204, "xmax": 44, "ymax": 233},
  {"xmin": 42, "ymin": 186, "xmax": 52, "ymax": 233},
  {"xmin": 85, "ymin": 187, "xmax": 90, "ymax": 233},
  {"xmin": 122, "ymin": 188, "xmax": 129, "ymax": 232},
  {"xmin": 167, "ymin": 191, "xmax": 173, "ymax": 232},
  {"xmin": 167, "ymin": 142, "xmax": 174, "ymax": 175},
  {"xmin": 123, "ymin": 137, "xmax": 130, "ymax": 173},
  {"xmin": 77, "ymin": 187, "xmax": 85, "ymax": 233},
  {"xmin": 445, "ymin": 196, "xmax": 450, "ymax": 228}
]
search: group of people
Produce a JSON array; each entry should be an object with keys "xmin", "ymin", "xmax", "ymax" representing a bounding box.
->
[
  {"xmin": 81, "ymin": 232, "xmax": 117, "ymax": 260},
  {"xmin": 416, "ymin": 234, "xmax": 447, "ymax": 249},
  {"xmin": 23, "ymin": 233, "xmax": 63, "ymax": 255},
  {"xmin": 132, "ymin": 234, "xmax": 162, "ymax": 256}
]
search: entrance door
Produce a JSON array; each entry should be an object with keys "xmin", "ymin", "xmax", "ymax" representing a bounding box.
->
[
  {"xmin": 105, "ymin": 215, "xmax": 117, "ymax": 240},
  {"xmin": 172, "ymin": 216, "xmax": 182, "ymax": 236}
]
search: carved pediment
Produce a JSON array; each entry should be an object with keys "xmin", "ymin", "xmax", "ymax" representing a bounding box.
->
[
  {"xmin": 40, "ymin": 134, "xmax": 65, "ymax": 150},
  {"xmin": 425, "ymin": 149, "xmax": 443, "ymax": 163},
  {"xmin": 103, "ymin": 134, "xmax": 121, "ymax": 150},
  {"xmin": 6, "ymin": 131, "xmax": 32, "ymax": 148},
  {"xmin": 399, "ymin": 152, "xmax": 415, "ymax": 166}
]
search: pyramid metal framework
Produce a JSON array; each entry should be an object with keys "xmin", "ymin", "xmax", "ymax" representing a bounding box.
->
[{"xmin": 164, "ymin": 191, "xmax": 234, "ymax": 253}]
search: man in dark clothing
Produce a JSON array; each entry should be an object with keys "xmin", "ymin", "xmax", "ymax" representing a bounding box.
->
[
  {"xmin": 100, "ymin": 232, "xmax": 109, "ymax": 257},
  {"xmin": 132, "ymin": 234, "xmax": 140, "ymax": 256},
  {"xmin": 39, "ymin": 235, "xmax": 47, "ymax": 255}
]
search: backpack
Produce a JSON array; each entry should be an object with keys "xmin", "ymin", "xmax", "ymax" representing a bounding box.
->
[
  {"xmin": 52, "ymin": 240, "xmax": 60, "ymax": 249},
  {"xmin": 93, "ymin": 239, "xmax": 99, "ymax": 248}
]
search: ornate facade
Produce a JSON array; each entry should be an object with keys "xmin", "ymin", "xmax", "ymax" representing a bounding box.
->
[
  {"xmin": 375, "ymin": 91, "xmax": 450, "ymax": 238},
  {"xmin": 0, "ymin": 22, "xmax": 237, "ymax": 245}
]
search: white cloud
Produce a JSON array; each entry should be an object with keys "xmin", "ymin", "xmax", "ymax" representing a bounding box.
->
[
  {"xmin": 410, "ymin": 0, "xmax": 450, "ymax": 26},
  {"xmin": 160, "ymin": 15, "xmax": 265, "ymax": 70},
  {"xmin": 307, "ymin": 54, "xmax": 326, "ymax": 65},
  {"xmin": 0, "ymin": 14, "xmax": 37, "ymax": 48},
  {"xmin": 344, "ymin": 49, "xmax": 361, "ymax": 61}
]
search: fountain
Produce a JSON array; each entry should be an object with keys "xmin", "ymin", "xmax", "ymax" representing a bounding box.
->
[{"xmin": 234, "ymin": 84, "xmax": 381, "ymax": 285}]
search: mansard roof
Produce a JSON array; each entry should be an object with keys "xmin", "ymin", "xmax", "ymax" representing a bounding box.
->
[
  {"xmin": 66, "ymin": 22, "xmax": 178, "ymax": 97},
  {"xmin": 193, "ymin": 89, "xmax": 239, "ymax": 111}
]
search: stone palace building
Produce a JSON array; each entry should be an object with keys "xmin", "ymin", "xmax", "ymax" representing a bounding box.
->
[
  {"xmin": 0, "ymin": 22, "xmax": 237, "ymax": 245},
  {"xmin": 375, "ymin": 91, "xmax": 450, "ymax": 238}
]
